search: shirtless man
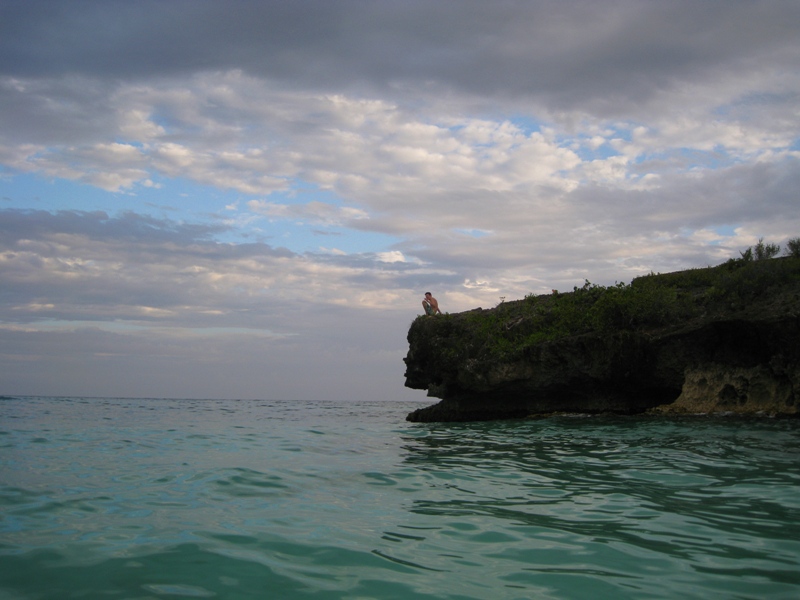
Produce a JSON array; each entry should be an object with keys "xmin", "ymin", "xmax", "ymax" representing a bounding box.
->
[{"xmin": 422, "ymin": 292, "xmax": 441, "ymax": 316}]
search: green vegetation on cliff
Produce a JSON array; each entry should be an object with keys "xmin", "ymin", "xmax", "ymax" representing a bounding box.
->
[{"xmin": 412, "ymin": 245, "xmax": 800, "ymax": 367}]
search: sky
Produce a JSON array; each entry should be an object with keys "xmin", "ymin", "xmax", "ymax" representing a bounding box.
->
[{"xmin": 1, "ymin": 0, "xmax": 799, "ymax": 402}]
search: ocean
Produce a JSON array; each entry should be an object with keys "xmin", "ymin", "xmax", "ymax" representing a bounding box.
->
[{"xmin": 1, "ymin": 396, "xmax": 799, "ymax": 599}]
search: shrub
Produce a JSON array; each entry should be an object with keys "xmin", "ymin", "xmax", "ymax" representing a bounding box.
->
[
  {"xmin": 753, "ymin": 238, "xmax": 781, "ymax": 260},
  {"xmin": 427, "ymin": 247, "xmax": 800, "ymax": 363},
  {"xmin": 739, "ymin": 247, "xmax": 753, "ymax": 261},
  {"xmin": 785, "ymin": 237, "xmax": 800, "ymax": 258}
]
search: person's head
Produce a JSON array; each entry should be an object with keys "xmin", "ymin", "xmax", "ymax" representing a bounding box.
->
[{"xmin": 425, "ymin": 292, "xmax": 432, "ymax": 298}]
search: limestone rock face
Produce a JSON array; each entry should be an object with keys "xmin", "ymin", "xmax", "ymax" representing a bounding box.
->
[
  {"xmin": 404, "ymin": 260, "xmax": 800, "ymax": 422},
  {"xmin": 655, "ymin": 362, "xmax": 798, "ymax": 416}
]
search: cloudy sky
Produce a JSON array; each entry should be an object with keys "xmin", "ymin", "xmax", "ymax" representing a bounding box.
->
[{"xmin": 1, "ymin": 1, "xmax": 799, "ymax": 402}]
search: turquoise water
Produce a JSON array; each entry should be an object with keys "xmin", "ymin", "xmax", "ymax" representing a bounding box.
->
[{"xmin": 1, "ymin": 397, "xmax": 799, "ymax": 599}]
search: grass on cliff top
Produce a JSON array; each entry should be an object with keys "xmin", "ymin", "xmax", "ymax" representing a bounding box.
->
[{"xmin": 413, "ymin": 244, "xmax": 800, "ymax": 363}]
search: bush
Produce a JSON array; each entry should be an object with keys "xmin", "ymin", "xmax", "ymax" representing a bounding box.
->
[
  {"xmin": 785, "ymin": 237, "xmax": 800, "ymax": 258},
  {"xmin": 754, "ymin": 238, "xmax": 781, "ymax": 260},
  {"xmin": 428, "ymin": 245, "xmax": 800, "ymax": 363},
  {"xmin": 741, "ymin": 238, "xmax": 781, "ymax": 261}
]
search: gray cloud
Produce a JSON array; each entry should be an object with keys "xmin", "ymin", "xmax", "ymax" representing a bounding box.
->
[
  {"xmin": 0, "ymin": 208, "xmax": 453, "ymax": 334},
  {"xmin": 3, "ymin": 1, "xmax": 799, "ymax": 115},
  {"xmin": 0, "ymin": 208, "xmax": 426, "ymax": 400}
]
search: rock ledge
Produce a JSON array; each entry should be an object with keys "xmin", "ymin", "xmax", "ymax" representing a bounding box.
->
[{"xmin": 404, "ymin": 258, "xmax": 800, "ymax": 422}]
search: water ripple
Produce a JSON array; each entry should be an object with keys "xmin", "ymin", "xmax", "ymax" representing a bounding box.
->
[{"xmin": 1, "ymin": 398, "xmax": 798, "ymax": 599}]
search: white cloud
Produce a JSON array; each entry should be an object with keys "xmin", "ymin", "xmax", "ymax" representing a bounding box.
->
[
  {"xmin": 247, "ymin": 199, "xmax": 369, "ymax": 226},
  {"xmin": 320, "ymin": 247, "xmax": 347, "ymax": 256},
  {"xmin": 376, "ymin": 251, "xmax": 406, "ymax": 263}
]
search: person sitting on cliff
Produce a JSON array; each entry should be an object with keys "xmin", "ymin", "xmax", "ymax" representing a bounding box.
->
[{"xmin": 422, "ymin": 292, "xmax": 441, "ymax": 316}]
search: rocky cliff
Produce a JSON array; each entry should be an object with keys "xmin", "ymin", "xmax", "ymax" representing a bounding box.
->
[{"xmin": 404, "ymin": 257, "xmax": 800, "ymax": 422}]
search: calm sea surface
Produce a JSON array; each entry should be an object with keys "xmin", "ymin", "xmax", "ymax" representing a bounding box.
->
[{"xmin": 1, "ymin": 396, "xmax": 799, "ymax": 599}]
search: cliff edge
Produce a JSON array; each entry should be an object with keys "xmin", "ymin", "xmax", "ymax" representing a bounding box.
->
[{"xmin": 405, "ymin": 257, "xmax": 800, "ymax": 422}]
